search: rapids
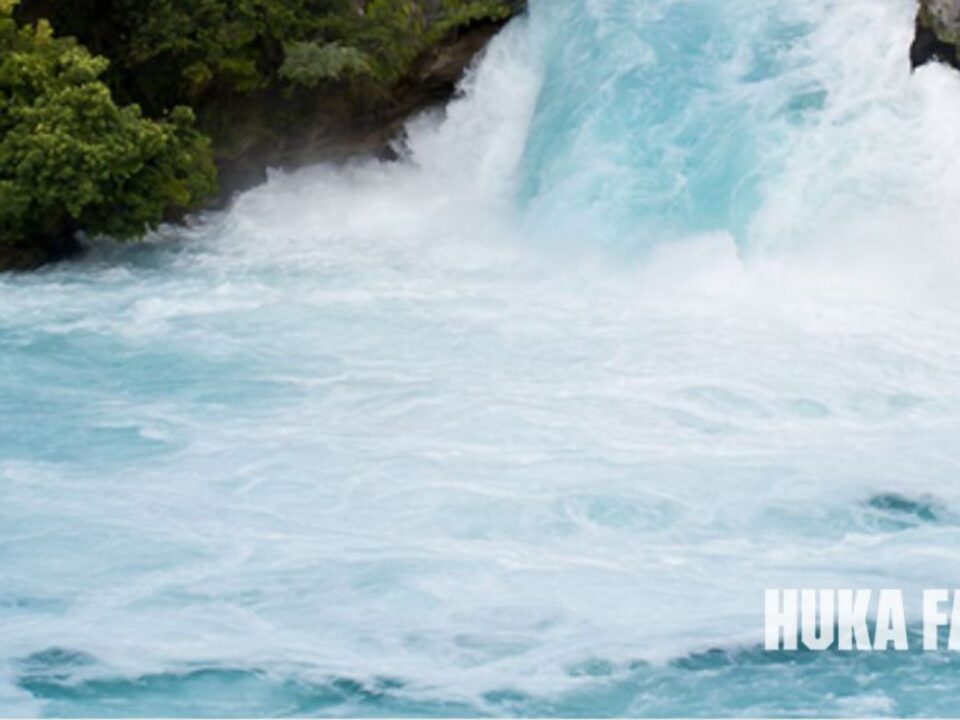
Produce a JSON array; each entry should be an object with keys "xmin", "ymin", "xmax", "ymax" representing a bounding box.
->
[{"xmin": 5, "ymin": 0, "xmax": 960, "ymax": 715}]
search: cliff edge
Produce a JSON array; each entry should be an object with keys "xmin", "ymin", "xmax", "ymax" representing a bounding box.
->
[
  {"xmin": 1, "ymin": 1, "xmax": 526, "ymax": 270},
  {"xmin": 912, "ymin": 0, "xmax": 960, "ymax": 69}
]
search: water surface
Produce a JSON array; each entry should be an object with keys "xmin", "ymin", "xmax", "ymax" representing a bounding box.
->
[{"xmin": 5, "ymin": 0, "xmax": 960, "ymax": 715}]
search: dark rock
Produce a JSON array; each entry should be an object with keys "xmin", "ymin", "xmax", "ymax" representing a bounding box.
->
[
  {"xmin": 0, "ymin": 230, "xmax": 84, "ymax": 272},
  {"xmin": 913, "ymin": 0, "xmax": 960, "ymax": 70},
  {"xmin": 912, "ymin": 16, "xmax": 960, "ymax": 69},
  {"xmin": 213, "ymin": 19, "xmax": 514, "ymax": 202}
]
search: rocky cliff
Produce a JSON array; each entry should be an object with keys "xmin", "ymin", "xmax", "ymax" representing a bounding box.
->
[
  {"xmin": 1, "ymin": 1, "xmax": 525, "ymax": 270},
  {"xmin": 215, "ymin": 16, "xmax": 517, "ymax": 199},
  {"xmin": 912, "ymin": 0, "xmax": 960, "ymax": 69},
  {"xmin": 16, "ymin": 0, "xmax": 527, "ymax": 200}
]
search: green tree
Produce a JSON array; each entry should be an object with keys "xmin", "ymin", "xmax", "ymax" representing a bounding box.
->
[
  {"xmin": 0, "ymin": 0, "xmax": 215, "ymax": 268},
  {"xmin": 21, "ymin": 0, "xmax": 518, "ymax": 112}
]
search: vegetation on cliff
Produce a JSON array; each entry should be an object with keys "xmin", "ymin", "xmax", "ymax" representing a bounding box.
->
[
  {"xmin": 1, "ymin": 0, "xmax": 520, "ymax": 269},
  {"xmin": 26, "ymin": 0, "xmax": 516, "ymax": 112},
  {"xmin": 0, "ymin": 0, "xmax": 215, "ymax": 269}
]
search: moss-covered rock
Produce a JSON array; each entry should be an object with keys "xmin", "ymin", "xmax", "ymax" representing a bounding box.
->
[
  {"xmin": 921, "ymin": 0, "xmax": 960, "ymax": 44},
  {"xmin": 912, "ymin": 0, "xmax": 960, "ymax": 69},
  {"xmin": 209, "ymin": 14, "xmax": 519, "ymax": 196}
]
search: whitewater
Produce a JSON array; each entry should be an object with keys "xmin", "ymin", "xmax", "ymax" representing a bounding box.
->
[{"xmin": 5, "ymin": 0, "xmax": 960, "ymax": 715}]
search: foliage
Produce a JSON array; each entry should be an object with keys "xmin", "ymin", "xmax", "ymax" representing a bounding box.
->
[
  {"xmin": 0, "ymin": 0, "xmax": 216, "ymax": 265},
  {"xmin": 279, "ymin": 40, "xmax": 370, "ymax": 87},
  {"xmin": 22, "ymin": 0, "xmax": 519, "ymax": 111},
  {"xmin": 431, "ymin": 0, "xmax": 517, "ymax": 39}
]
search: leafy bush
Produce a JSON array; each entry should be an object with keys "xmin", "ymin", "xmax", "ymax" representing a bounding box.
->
[
  {"xmin": 279, "ymin": 40, "xmax": 371, "ymax": 87},
  {"xmin": 22, "ymin": 0, "xmax": 519, "ymax": 111},
  {"xmin": 0, "ymin": 0, "xmax": 215, "ymax": 267}
]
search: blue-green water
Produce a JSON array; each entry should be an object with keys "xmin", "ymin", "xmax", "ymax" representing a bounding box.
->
[{"xmin": 6, "ymin": 0, "xmax": 960, "ymax": 716}]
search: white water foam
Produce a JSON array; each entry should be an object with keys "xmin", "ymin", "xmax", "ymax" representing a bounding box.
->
[{"xmin": 4, "ymin": 0, "xmax": 960, "ymax": 714}]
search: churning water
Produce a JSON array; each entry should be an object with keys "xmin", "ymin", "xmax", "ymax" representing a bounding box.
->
[{"xmin": 5, "ymin": 0, "xmax": 960, "ymax": 716}]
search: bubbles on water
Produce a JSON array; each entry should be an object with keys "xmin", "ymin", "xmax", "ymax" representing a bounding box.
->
[{"xmin": 6, "ymin": 0, "xmax": 960, "ymax": 716}]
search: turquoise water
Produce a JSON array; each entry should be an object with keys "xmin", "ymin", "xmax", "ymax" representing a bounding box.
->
[{"xmin": 6, "ymin": 0, "xmax": 960, "ymax": 716}]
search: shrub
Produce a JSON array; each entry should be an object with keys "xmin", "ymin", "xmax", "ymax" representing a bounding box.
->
[
  {"xmin": 20, "ymin": 0, "xmax": 519, "ymax": 112},
  {"xmin": 0, "ymin": 0, "xmax": 215, "ymax": 268},
  {"xmin": 279, "ymin": 40, "xmax": 371, "ymax": 87}
]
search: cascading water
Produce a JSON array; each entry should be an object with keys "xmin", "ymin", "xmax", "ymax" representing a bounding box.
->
[{"xmin": 5, "ymin": 0, "xmax": 960, "ymax": 716}]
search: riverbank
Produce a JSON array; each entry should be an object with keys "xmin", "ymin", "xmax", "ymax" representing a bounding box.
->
[{"xmin": 1, "ymin": 1, "xmax": 524, "ymax": 270}]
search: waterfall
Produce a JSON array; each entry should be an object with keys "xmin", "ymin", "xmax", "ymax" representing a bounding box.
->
[{"xmin": 4, "ymin": 0, "xmax": 960, "ymax": 715}]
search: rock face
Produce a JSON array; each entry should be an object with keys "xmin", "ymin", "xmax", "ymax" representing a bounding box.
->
[
  {"xmin": 912, "ymin": 0, "xmax": 960, "ymax": 69},
  {"xmin": 215, "ymin": 18, "xmax": 513, "ymax": 199},
  {"xmin": 921, "ymin": 0, "xmax": 960, "ymax": 40}
]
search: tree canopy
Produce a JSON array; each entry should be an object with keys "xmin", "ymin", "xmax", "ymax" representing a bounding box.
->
[{"xmin": 23, "ymin": 0, "xmax": 517, "ymax": 112}]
